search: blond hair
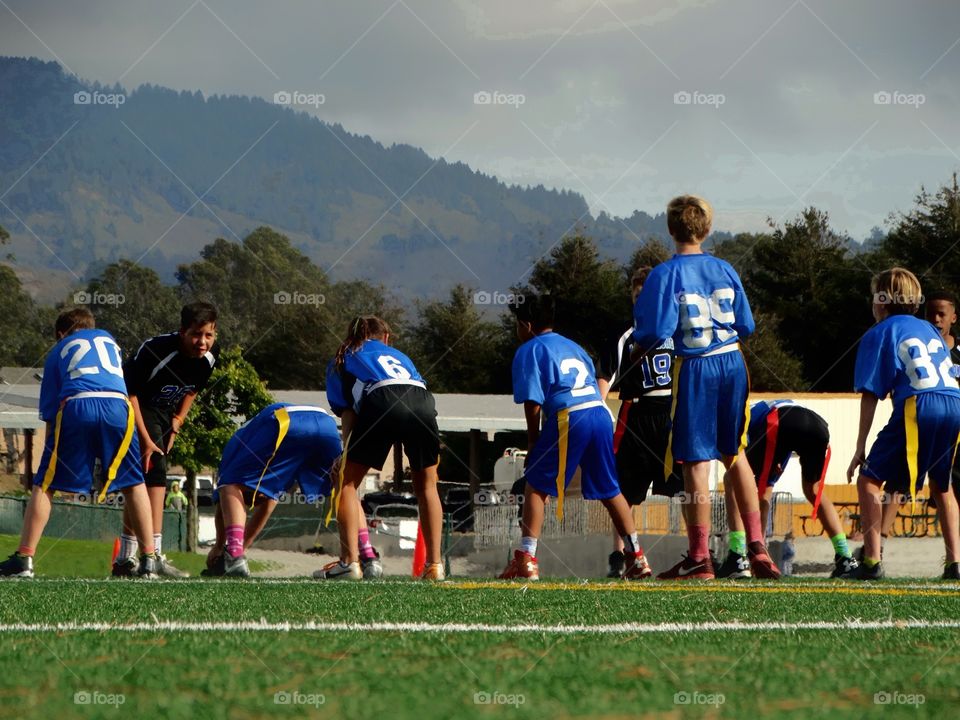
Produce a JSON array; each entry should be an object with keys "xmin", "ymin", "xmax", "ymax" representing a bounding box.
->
[
  {"xmin": 666, "ymin": 195, "xmax": 713, "ymax": 244},
  {"xmin": 871, "ymin": 267, "xmax": 923, "ymax": 315}
]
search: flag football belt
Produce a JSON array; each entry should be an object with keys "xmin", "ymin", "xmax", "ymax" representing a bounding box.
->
[
  {"xmin": 699, "ymin": 342, "xmax": 740, "ymax": 357},
  {"xmin": 367, "ymin": 378, "xmax": 427, "ymax": 393},
  {"xmin": 553, "ymin": 399, "xmax": 606, "ymax": 520}
]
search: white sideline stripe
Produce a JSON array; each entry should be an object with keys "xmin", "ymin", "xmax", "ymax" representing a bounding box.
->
[{"xmin": 2, "ymin": 619, "xmax": 960, "ymax": 635}]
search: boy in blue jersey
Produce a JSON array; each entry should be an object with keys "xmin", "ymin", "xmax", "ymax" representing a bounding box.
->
[
  {"xmin": 498, "ymin": 294, "xmax": 652, "ymax": 581},
  {"xmin": 719, "ymin": 399, "xmax": 858, "ymax": 579},
  {"xmin": 847, "ymin": 268, "xmax": 960, "ymax": 580},
  {"xmin": 0, "ymin": 308, "xmax": 158, "ymax": 578},
  {"xmin": 320, "ymin": 316, "xmax": 444, "ymax": 581},
  {"xmin": 633, "ymin": 195, "xmax": 779, "ymax": 580}
]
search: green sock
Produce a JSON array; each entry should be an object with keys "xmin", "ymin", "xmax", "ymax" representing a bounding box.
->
[
  {"xmin": 830, "ymin": 533, "xmax": 850, "ymax": 558},
  {"xmin": 864, "ymin": 556, "xmax": 880, "ymax": 568},
  {"xmin": 728, "ymin": 530, "xmax": 747, "ymax": 556}
]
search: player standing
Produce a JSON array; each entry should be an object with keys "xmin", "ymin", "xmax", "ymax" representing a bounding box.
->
[
  {"xmin": 115, "ymin": 302, "xmax": 219, "ymax": 577},
  {"xmin": 498, "ymin": 294, "xmax": 653, "ymax": 581},
  {"xmin": 847, "ymin": 269, "xmax": 960, "ymax": 580},
  {"xmin": 633, "ymin": 195, "xmax": 779, "ymax": 580},
  {"xmin": 0, "ymin": 308, "xmax": 158, "ymax": 578}
]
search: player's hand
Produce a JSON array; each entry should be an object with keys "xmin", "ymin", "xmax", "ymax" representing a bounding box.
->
[
  {"xmin": 846, "ymin": 449, "xmax": 865, "ymax": 483},
  {"xmin": 206, "ymin": 545, "xmax": 223, "ymax": 569},
  {"xmin": 166, "ymin": 416, "xmax": 184, "ymax": 452},
  {"xmin": 142, "ymin": 437, "xmax": 164, "ymax": 472},
  {"xmin": 329, "ymin": 454, "xmax": 343, "ymax": 479}
]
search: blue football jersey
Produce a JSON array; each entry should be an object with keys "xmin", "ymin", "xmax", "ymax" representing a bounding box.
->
[
  {"xmin": 39, "ymin": 329, "xmax": 128, "ymax": 421},
  {"xmin": 512, "ymin": 332, "xmax": 601, "ymax": 415},
  {"xmin": 326, "ymin": 340, "xmax": 425, "ymax": 414},
  {"xmin": 633, "ymin": 253, "xmax": 755, "ymax": 357},
  {"xmin": 854, "ymin": 315, "xmax": 960, "ymax": 403}
]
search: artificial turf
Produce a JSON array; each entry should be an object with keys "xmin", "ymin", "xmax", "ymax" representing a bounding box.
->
[{"xmin": 0, "ymin": 578, "xmax": 957, "ymax": 719}]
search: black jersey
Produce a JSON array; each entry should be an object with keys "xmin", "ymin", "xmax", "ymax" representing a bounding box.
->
[
  {"xmin": 950, "ymin": 335, "xmax": 960, "ymax": 370},
  {"xmin": 597, "ymin": 328, "xmax": 674, "ymax": 403},
  {"xmin": 123, "ymin": 332, "xmax": 219, "ymax": 414}
]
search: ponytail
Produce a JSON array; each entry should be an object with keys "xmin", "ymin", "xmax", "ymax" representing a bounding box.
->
[{"xmin": 335, "ymin": 316, "xmax": 392, "ymax": 367}]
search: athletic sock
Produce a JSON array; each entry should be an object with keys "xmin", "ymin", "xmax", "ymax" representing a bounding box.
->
[
  {"xmin": 153, "ymin": 533, "xmax": 162, "ymax": 556},
  {"xmin": 728, "ymin": 530, "xmax": 747, "ymax": 556},
  {"xmin": 520, "ymin": 536, "xmax": 538, "ymax": 556},
  {"xmin": 863, "ymin": 556, "xmax": 880, "ymax": 568},
  {"xmin": 621, "ymin": 533, "xmax": 642, "ymax": 555},
  {"xmin": 742, "ymin": 510, "xmax": 763, "ymax": 545},
  {"xmin": 16, "ymin": 546, "xmax": 34, "ymax": 558},
  {"xmin": 119, "ymin": 533, "xmax": 138, "ymax": 562},
  {"xmin": 358, "ymin": 527, "xmax": 377, "ymax": 560},
  {"xmin": 830, "ymin": 533, "xmax": 851, "ymax": 558},
  {"xmin": 687, "ymin": 524, "xmax": 709, "ymax": 562},
  {"xmin": 226, "ymin": 524, "xmax": 245, "ymax": 559}
]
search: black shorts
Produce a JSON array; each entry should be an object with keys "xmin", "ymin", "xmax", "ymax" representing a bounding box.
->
[
  {"xmin": 745, "ymin": 405, "xmax": 829, "ymax": 487},
  {"xmin": 141, "ymin": 405, "xmax": 174, "ymax": 488},
  {"xmin": 346, "ymin": 385, "xmax": 440, "ymax": 472},
  {"xmin": 613, "ymin": 399, "xmax": 683, "ymax": 505}
]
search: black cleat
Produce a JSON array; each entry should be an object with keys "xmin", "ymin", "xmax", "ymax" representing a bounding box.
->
[
  {"xmin": 854, "ymin": 561, "xmax": 884, "ymax": 580},
  {"xmin": 943, "ymin": 562, "xmax": 960, "ymax": 580},
  {"xmin": 831, "ymin": 554, "xmax": 859, "ymax": 579},
  {"xmin": 112, "ymin": 557, "xmax": 137, "ymax": 578},
  {"xmin": 0, "ymin": 552, "xmax": 34, "ymax": 578},
  {"xmin": 607, "ymin": 550, "xmax": 625, "ymax": 578},
  {"xmin": 715, "ymin": 550, "xmax": 751, "ymax": 579}
]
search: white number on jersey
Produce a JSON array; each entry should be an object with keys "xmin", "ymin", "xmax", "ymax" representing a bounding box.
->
[
  {"xmin": 377, "ymin": 354, "xmax": 412, "ymax": 380},
  {"xmin": 560, "ymin": 358, "xmax": 596, "ymax": 397},
  {"xmin": 898, "ymin": 337, "xmax": 959, "ymax": 390},
  {"xmin": 61, "ymin": 336, "xmax": 124, "ymax": 380},
  {"xmin": 679, "ymin": 289, "xmax": 737, "ymax": 349}
]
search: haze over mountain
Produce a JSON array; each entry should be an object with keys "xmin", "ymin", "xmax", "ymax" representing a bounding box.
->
[{"xmin": 1, "ymin": 56, "xmax": 698, "ymax": 302}]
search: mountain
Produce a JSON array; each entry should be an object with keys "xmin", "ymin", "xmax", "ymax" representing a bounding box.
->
[{"xmin": 0, "ymin": 56, "xmax": 685, "ymax": 302}]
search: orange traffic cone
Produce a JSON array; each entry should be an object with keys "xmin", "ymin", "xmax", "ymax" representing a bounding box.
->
[
  {"xmin": 411, "ymin": 523, "xmax": 426, "ymax": 577},
  {"xmin": 111, "ymin": 537, "xmax": 121, "ymax": 567}
]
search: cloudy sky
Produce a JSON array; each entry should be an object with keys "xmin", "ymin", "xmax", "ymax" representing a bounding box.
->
[{"xmin": 2, "ymin": 0, "xmax": 959, "ymax": 238}]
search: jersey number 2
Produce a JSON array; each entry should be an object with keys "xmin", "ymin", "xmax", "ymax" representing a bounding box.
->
[{"xmin": 560, "ymin": 358, "xmax": 596, "ymax": 397}]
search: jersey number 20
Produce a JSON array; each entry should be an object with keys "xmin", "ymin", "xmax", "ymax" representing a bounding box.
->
[{"xmin": 61, "ymin": 336, "xmax": 124, "ymax": 380}]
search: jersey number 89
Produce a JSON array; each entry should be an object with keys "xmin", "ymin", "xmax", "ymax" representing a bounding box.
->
[{"xmin": 679, "ymin": 289, "xmax": 736, "ymax": 349}]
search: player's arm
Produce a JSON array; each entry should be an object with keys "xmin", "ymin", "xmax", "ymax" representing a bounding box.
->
[
  {"xmin": 597, "ymin": 377, "xmax": 610, "ymax": 400},
  {"xmin": 128, "ymin": 394, "xmax": 164, "ymax": 468},
  {"xmin": 167, "ymin": 391, "xmax": 198, "ymax": 451},
  {"xmin": 847, "ymin": 392, "xmax": 879, "ymax": 482},
  {"xmin": 731, "ymin": 270, "xmax": 756, "ymax": 338},
  {"xmin": 632, "ymin": 271, "xmax": 676, "ymax": 358},
  {"xmin": 523, "ymin": 401, "xmax": 542, "ymax": 449}
]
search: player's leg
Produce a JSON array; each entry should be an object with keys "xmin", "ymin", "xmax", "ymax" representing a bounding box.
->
[
  {"xmin": 0, "ymin": 486, "xmax": 54, "ymax": 577},
  {"xmin": 215, "ymin": 483, "xmax": 251, "ymax": 577},
  {"xmin": 931, "ymin": 483, "xmax": 959, "ymax": 574},
  {"xmin": 411, "ymin": 463, "xmax": 443, "ymax": 565},
  {"xmin": 119, "ymin": 483, "xmax": 158, "ymax": 577},
  {"xmin": 724, "ymin": 450, "xmax": 779, "ymax": 579},
  {"xmin": 244, "ymin": 496, "xmax": 278, "ymax": 549},
  {"xmin": 714, "ymin": 479, "xmax": 750, "ymax": 579},
  {"xmin": 856, "ymin": 475, "xmax": 885, "ymax": 579}
]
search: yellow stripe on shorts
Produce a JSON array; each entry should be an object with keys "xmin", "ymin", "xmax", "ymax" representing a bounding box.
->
[
  {"xmin": 325, "ymin": 429, "xmax": 350, "ymax": 527},
  {"xmin": 555, "ymin": 409, "xmax": 570, "ymax": 521},
  {"xmin": 904, "ymin": 395, "xmax": 919, "ymax": 513},
  {"xmin": 250, "ymin": 407, "xmax": 291, "ymax": 510},
  {"xmin": 40, "ymin": 406, "xmax": 65, "ymax": 492},
  {"xmin": 664, "ymin": 356, "xmax": 683, "ymax": 481},
  {"xmin": 98, "ymin": 399, "xmax": 136, "ymax": 502}
]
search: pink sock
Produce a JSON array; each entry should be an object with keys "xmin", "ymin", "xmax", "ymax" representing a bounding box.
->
[
  {"xmin": 17, "ymin": 545, "xmax": 34, "ymax": 557},
  {"xmin": 226, "ymin": 524, "xmax": 244, "ymax": 558},
  {"xmin": 687, "ymin": 524, "xmax": 709, "ymax": 562},
  {"xmin": 358, "ymin": 527, "xmax": 376, "ymax": 560},
  {"xmin": 742, "ymin": 511, "xmax": 763, "ymax": 545}
]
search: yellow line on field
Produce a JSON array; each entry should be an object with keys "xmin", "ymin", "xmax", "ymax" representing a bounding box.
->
[{"xmin": 445, "ymin": 581, "xmax": 959, "ymax": 598}]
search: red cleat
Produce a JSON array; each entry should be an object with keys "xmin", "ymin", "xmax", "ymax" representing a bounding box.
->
[
  {"xmin": 747, "ymin": 542, "xmax": 781, "ymax": 580},
  {"xmin": 498, "ymin": 550, "xmax": 539, "ymax": 580},
  {"xmin": 622, "ymin": 551, "xmax": 653, "ymax": 580},
  {"xmin": 656, "ymin": 553, "xmax": 715, "ymax": 580}
]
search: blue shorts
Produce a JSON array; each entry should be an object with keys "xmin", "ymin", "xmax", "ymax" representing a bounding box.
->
[
  {"xmin": 34, "ymin": 396, "xmax": 143, "ymax": 495},
  {"xmin": 523, "ymin": 404, "xmax": 620, "ymax": 501},
  {"xmin": 216, "ymin": 407, "xmax": 341, "ymax": 502},
  {"xmin": 671, "ymin": 348, "xmax": 750, "ymax": 462},
  {"xmin": 862, "ymin": 392, "xmax": 960, "ymax": 496}
]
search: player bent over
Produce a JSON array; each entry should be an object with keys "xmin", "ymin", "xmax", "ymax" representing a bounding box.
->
[
  {"xmin": 847, "ymin": 268, "xmax": 960, "ymax": 580},
  {"xmin": 0, "ymin": 308, "xmax": 158, "ymax": 578},
  {"xmin": 720, "ymin": 400, "xmax": 858, "ymax": 579},
  {"xmin": 498, "ymin": 295, "xmax": 653, "ymax": 581}
]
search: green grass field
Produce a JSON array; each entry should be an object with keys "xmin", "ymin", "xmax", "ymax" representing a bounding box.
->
[{"xmin": 0, "ymin": 571, "xmax": 958, "ymax": 719}]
